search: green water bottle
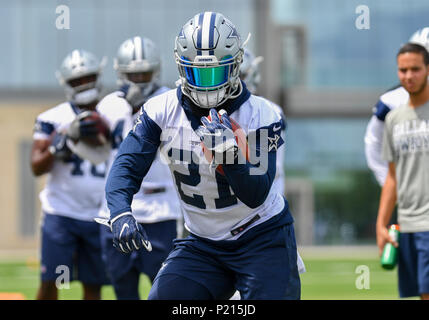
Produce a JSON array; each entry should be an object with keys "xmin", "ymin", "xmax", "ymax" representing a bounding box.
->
[{"xmin": 381, "ymin": 224, "xmax": 400, "ymax": 270}]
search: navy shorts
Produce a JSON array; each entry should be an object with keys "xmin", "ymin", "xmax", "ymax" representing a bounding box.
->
[
  {"xmin": 40, "ymin": 213, "xmax": 110, "ymax": 285},
  {"xmin": 398, "ymin": 231, "xmax": 429, "ymax": 298},
  {"xmin": 148, "ymin": 209, "xmax": 301, "ymax": 300},
  {"xmin": 100, "ymin": 219, "xmax": 177, "ymax": 284}
]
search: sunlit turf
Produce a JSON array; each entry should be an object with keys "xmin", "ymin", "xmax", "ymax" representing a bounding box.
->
[
  {"xmin": 300, "ymin": 258, "xmax": 400, "ymax": 300},
  {"xmin": 0, "ymin": 260, "xmax": 151, "ymax": 300}
]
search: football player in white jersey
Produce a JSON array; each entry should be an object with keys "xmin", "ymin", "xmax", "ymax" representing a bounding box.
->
[
  {"xmin": 364, "ymin": 27, "xmax": 429, "ymax": 186},
  {"xmin": 103, "ymin": 12, "xmax": 300, "ymax": 300},
  {"xmin": 31, "ymin": 50, "xmax": 110, "ymax": 299},
  {"xmin": 95, "ymin": 36, "xmax": 181, "ymax": 300}
]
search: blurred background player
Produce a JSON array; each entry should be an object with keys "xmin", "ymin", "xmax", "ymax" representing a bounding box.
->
[
  {"xmin": 239, "ymin": 48, "xmax": 264, "ymax": 95},
  {"xmin": 364, "ymin": 27, "xmax": 429, "ymax": 186},
  {"xmin": 96, "ymin": 36, "xmax": 181, "ymax": 300},
  {"xmin": 104, "ymin": 12, "xmax": 301, "ymax": 300},
  {"xmin": 376, "ymin": 42, "xmax": 429, "ymax": 299},
  {"xmin": 31, "ymin": 50, "xmax": 110, "ymax": 300}
]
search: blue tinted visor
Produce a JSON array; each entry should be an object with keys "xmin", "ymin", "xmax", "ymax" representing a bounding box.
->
[{"xmin": 182, "ymin": 56, "xmax": 233, "ymax": 88}]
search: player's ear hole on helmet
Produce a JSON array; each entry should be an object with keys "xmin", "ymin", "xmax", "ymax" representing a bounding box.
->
[
  {"xmin": 125, "ymin": 71, "xmax": 153, "ymax": 84},
  {"xmin": 67, "ymin": 74, "xmax": 98, "ymax": 89}
]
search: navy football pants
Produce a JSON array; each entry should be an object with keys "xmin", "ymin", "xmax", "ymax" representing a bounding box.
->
[{"xmin": 148, "ymin": 218, "xmax": 300, "ymax": 300}]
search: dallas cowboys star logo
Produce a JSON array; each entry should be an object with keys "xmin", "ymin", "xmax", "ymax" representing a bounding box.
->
[
  {"xmin": 227, "ymin": 27, "xmax": 240, "ymax": 40},
  {"xmin": 224, "ymin": 20, "xmax": 240, "ymax": 40},
  {"xmin": 178, "ymin": 28, "xmax": 185, "ymax": 39},
  {"xmin": 268, "ymin": 134, "xmax": 280, "ymax": 152}
]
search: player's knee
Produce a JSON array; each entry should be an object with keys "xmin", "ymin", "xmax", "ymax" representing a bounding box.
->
[{"xmin": 148, "ymin": 274, "xmax": 212, "ymax": 300}]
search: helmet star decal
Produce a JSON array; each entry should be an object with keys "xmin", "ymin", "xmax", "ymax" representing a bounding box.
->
[
  {"xmin": 227, "ymin": 26, "xmax": 240, "ymax": 40},
  {"xmin": 178, "ymin": 28, "xmax": 185, "ymax": 39}
]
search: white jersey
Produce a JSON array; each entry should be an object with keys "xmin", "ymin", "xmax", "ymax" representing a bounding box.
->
[
  {"xmin": 33, "ymin": 102, "xmax": 107, "ymax": 221},
  {"xmin": 364, "ymin": 86, "xmax": 409, "ymax": 185},
  {"xmin": 143, "ymin": 89, "xmax": 286, "ymax": 241},
  {"xmin": 97, "ymin": 87, "xmax": 181, "ymax": 223}
]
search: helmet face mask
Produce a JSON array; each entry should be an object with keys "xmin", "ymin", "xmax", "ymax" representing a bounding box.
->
[
  {"xmin": 67, "ymin": 73, "xmax": 98, "ymax": 92},
  {"xmin": 124, "ymin": 71, "xmax": 154, "ymax": 84},
  {"xmin": 175, "ymin": 12, "xmax": 245, "ymax": 108}
]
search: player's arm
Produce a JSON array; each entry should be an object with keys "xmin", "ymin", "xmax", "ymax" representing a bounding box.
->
[
  {"xmin": 375, "ymin": 162, "xmax": 398, "ymax": 255},
  {"xmin": 364, "ymin": 115, "xmax": 388, "ymax": 185},
  {"xmin": 222, "ymin": 119, "xmax": 282, "ymax": 209},
  {"xmin": 223, "ymin": 147, "xmax": 277, "ymax": 209},
  {"xmin": 375, "ymin": 114, "xmax": 398, "ymax": 255},
  {"xmin": 31, "ymin": 118, "xmax": 69, "ymax": 176},
  {"xmin": 364, "ymin": 99, "xmax": 392, "ymax": 185},
  {"xmin": 30, "ymin": 139, "xmax": 54, "ymax": 176}
]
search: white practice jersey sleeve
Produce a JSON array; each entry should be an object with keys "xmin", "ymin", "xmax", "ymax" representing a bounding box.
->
[
  {"xmin": 364, "ymin": 86, "xmax": 409, "ymax": 186},
  {"xmin": 364, "ymin": 115, "xmax": 389, "ymax": 186}
]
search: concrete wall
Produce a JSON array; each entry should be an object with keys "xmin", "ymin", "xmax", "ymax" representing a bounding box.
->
[{"xmin": 0, "ymin": 101, "xmax": 60, "ymax": 250}]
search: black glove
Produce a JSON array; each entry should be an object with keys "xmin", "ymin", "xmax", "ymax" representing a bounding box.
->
[
  {"xmin": 49, "ymin": 131, "xmax": 72, "ymax": 161},
  {"xmin": 95, "ymin": 213, "xmax": 152, "ymax": 254}
]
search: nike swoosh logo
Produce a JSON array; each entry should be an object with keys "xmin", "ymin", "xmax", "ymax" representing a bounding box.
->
[
  {"xmin": 119, "ymin": 223, "xmax": 129, "ymax": 238},
  {"xmin": 142, "ymin": 240, "xmax": 152, "ymax": 252},
  {"xmin": 273, "ymin": 125, "xmax": 281, "ymax": 132}
]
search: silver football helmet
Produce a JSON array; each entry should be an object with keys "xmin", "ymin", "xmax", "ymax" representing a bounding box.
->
[
  {"xmin": 114, "ymin": 36, "xmax": 161, "ymax": 97},
  {"xmin": 175, "ymin": 12, "xmax": 247, "ymax": 108},
  {"xmin": 409, "ymin": 27, "xmax": 429, "ymax": 52},
  {"xmin": 239, "ymin": 48, "xmax": 264, "ymax": 94},
  {"xmin": 56, "ymin": 50, "xmax": 106, "ymax": 105}
]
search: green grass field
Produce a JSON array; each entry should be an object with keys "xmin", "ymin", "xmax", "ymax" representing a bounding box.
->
[
  {"xmin": 0, "ymin": 248, "xmax": 405, "ymax": 300},
  {"xmin": 0, "ymin": 260, "xmax": 151, "ymax": 300},
  {"xmin": 300, "ymin": 258, "xmax": 399, "ymax": 299}
]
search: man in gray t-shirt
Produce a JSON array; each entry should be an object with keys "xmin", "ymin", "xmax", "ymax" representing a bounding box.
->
[
  {"xmin": 383, "ymin": 102, "xmax": 429, "ymax": 232},
  {"xmin": 376, "ymin": 42, "xmax": 429, "ymax": 299}
]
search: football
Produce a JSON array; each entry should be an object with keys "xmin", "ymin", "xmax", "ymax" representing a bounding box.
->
[
  {"xmin": 68, "ymin": 110, "xmax": 111, "ymax": 147},
  {"xmin": 201, "ymin": 112, "xmax": 250, "ymax": 175}
]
